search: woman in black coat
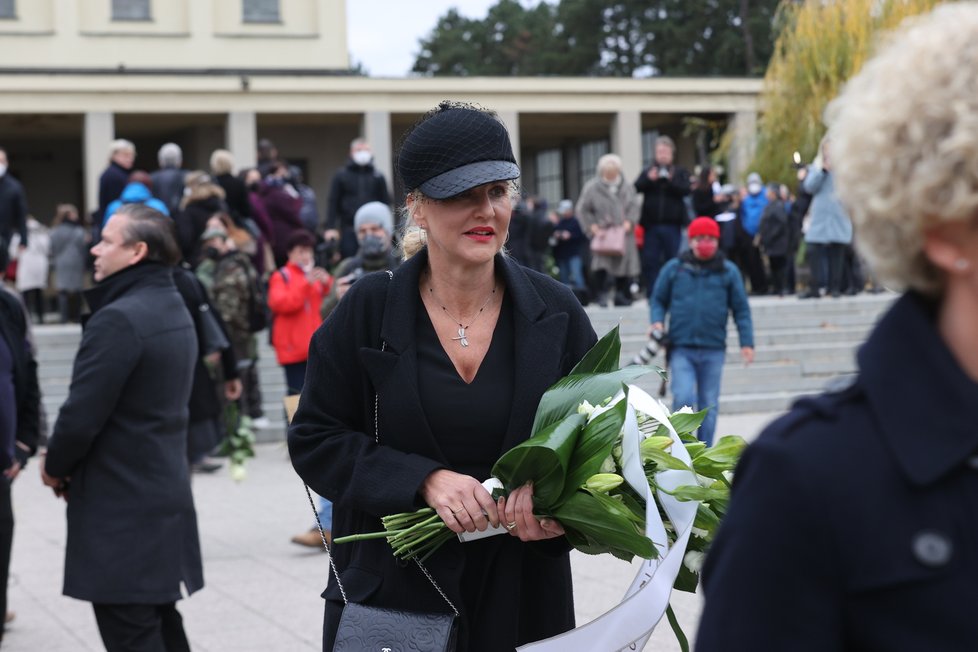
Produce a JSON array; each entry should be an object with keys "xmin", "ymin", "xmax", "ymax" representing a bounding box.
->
[
  {"xmin": 697, "ymin": 7, "xmax": 978, "ymax": 650},
  {"xmin": 289, "ymin": 102, "xmax": 596, "ymax": 652}
]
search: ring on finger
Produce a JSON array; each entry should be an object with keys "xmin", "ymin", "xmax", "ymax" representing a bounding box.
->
[
  {"xmin": 505, "ymin": 521, "xmax": 517, "ymax": 530},
  {"xmin": 451, "ymin": 506, "xmax": 464, "ymax": 514}
]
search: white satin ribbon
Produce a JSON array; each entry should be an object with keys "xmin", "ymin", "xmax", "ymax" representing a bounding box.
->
[{"xmin": 518, "ymin": 385, "xmax": 699, "ymax": 652}]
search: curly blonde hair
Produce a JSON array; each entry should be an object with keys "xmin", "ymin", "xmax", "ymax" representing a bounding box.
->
[{"xmin": 828, "ymin": 3, "xmax": 978, "ymax": 296}]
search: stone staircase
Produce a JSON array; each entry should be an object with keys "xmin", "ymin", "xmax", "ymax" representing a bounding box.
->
[{"xmin": 30, "ymin": 291, "xmax": 896, "ymax": 443}]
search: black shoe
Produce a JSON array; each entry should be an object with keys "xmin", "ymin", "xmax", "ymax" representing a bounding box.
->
[
  {"xmin": 798, "ymin": 291, "xmax": 821, "ymax": 299},
  {"xmin": 192, "ymin": 461, "xmax": 222, "ymax": 474},
  {"xmin": 613, "ymin": 293, "xmax": 632, "ymax": 307}
]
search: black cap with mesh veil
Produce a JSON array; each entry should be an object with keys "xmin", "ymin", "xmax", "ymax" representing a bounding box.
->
[{"xmin": 397, "ymin": 101, "xmax": 521, "ymax": 200}]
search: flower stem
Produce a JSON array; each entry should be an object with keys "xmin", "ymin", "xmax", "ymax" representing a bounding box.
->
[{"xmin": 665, "ymin": 603, "xmax": 689, "ymax": 652}]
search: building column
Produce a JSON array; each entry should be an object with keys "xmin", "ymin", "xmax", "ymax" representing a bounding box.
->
[
  {"xmin": 84, "ymin": 112, "xmax": 114, "ymax": 215},
  {"xmin": 497, "ymin": 110, "xmax": 521, "ymax": 166},
  {"xmin": 612, "ymin": 110, "xmax": 642, "ymax": 179},
  {"xmin": 362, "ymin": 110, "xmax": 392, "ymax": 195},
  {"xmin": 728, "ymin": 110, "xmax": 758, "ymax": 184},
  {"xmin": 226, "ymin": 111, "xmax": 257, "ymax": 172}
]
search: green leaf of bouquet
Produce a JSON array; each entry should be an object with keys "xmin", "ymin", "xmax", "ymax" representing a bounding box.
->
[
  {"xmin": 683, "ymin": 441, "xmax": 708, "ymax": 458},
  {"xmin": 554, "ymin": 490, "xmax": 657, "ymax": 560},
  {"xmin": 669, "ymin": 409, "xmax": 709, "ymax": 436},
  {"xmin": 569, "ymin": 325, "xmax": 621, "ymax": 376},
  {"xmin": 664, "ymin": 484, "xmax": 730, "ymax": 503},
  {"xmin": 531, "ymin": 367, "xmax": 650, "ymax": 435},
  {"xmin": 693, "ymin": 435, "xmax": 747, "ymax": 467},
  {"xmin": 642, "ymin": 446, "xmax": 693, "ymax": 472},
  {"xmin": 491, "ymin": 412, "xmax": 586, "ymax": 507},
  {"xmin": 673, "ymin": 562, "xmax": 700, "ymax": 594},
  {"xmin": 559, "ymin": 399, "xmax": 627, "ymax": 504},
  {"xmin": 693, "ymin": 504, "xmax": 721, "ymax": 532}
]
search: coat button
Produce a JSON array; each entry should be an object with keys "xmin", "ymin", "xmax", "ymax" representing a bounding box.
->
[{"xmin": 912, "ymin": 530, "xmax": 952, "ymax": 568}]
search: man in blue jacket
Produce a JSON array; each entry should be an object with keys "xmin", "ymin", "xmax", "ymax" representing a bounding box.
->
[{"xmin": 651, "ymin": 217, "xmax": 754, "ymax": 445}]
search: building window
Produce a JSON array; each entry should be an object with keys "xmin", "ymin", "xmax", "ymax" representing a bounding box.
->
[
  {"xmin": 243, "ymin": 0, "xmax": 281, "ymax": 23},
  {"xmin": 112, "ymin": 0, "xmax": 151, "ymax": 21},
  {"xmin": 0, "ymin": 0, "xmax": 14, "ymax": 19},
  {"xmin": 579, "ymin": 140, "xmax": 609, "ymax": 192},
  {"xmin": 641, "ymin": 130, "xmax": 660, "ymax": 170},
  {"xmin": 535, "ymin": 149, "xmax": 563, "ymax": 208}
]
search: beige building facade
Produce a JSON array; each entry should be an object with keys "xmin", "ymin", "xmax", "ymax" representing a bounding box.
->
[{"xmin": 0, "ymin": 0, "xmax": 761, "ymax": 223}]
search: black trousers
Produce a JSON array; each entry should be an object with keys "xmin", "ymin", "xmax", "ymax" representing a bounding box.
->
[
  {"xmin": 0, "ymin": 476, "xmax": 12, "ymax": 641},
  {"xmin": 93, "ymin": 603, "xmax": 191, "ymax": 652}
]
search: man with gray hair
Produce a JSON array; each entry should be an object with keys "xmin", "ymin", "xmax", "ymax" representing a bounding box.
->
[
  {"xmin": 151, "ymin": 142, "xmax": 188, "ymax": 214},
  {"xmin": 41, "ymin": 203, "xmax": 203, "ymax": 650},
  {"xmin": 324, "ymin": 138, "xmax": 391, "ymax": 260},
  {"xmin": 96, "ymin": 139, "xmax": 135, "ymax": 225}
]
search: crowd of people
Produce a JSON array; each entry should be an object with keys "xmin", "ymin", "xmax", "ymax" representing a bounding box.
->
[{"xmin": 0, "ymin": 89, "xmax": 902, "ymax": 652}]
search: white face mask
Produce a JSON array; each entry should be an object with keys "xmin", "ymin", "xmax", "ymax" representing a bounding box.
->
[
  {"xmin": 352, "ymin": 150, "xmax": 373, "ymax": 166},
  {"xmin": 747, "ymin": 182, "xmax": 761, "ymax": 195},
  {"xmin": 0, "ymin": 164, "xmax": 7, "ymax": 177}
]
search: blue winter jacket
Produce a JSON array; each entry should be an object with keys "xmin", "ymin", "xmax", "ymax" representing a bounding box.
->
[
  {"xmin": 740, "ymin": 190, "xmax": 768, "ymax": 237},
  {"xmin": 103, "ymin": 182, "xmax": 170, "ymax": 226},
  {"xmin": 651, "ymin": 251, "xmax": 754, "ymax": 350}
]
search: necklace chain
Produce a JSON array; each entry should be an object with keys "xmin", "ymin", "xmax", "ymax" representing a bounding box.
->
[{"xmin": 427, "ymin": 281, "xmax": 496, "ymax": 348}]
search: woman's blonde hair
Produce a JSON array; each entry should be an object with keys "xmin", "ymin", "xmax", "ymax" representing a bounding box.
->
[
  {"xmin": 397, "ymin": 182, "xmax": 520, "ymax": 260},
  {"xmin": 828, "ymin": 3, "xmax": 978, "ymax": 296},
  {"xmin": 209, "ymin": 149, "xmax": 235, "ymax": 176},
  {"xmin": 180, "ymin": 170, "xmax": 226, "ymax": 209}
]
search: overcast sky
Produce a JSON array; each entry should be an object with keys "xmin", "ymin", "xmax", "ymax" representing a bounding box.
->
[{"xmin": 346, "ymin": 0, "xmax": 500, "ymax": 77}]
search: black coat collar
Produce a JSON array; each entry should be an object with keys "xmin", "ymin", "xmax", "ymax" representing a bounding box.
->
[
  {"xmin": 84, "ymin": 262, "xmax": 173, "ymax": 314},
  {"xmin": 858, "ymin": 292, "xmax": 978, "ymax": 486}
]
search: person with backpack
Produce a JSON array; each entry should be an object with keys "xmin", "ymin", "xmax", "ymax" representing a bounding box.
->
[
  {"xmin": 267, "ymin": 231, "xmax": 331, "ymax": 395},
  {"xmin": 198, "ymin": 225, "xmax": 266, "ymax": 427},
  {"xmin": 650, "ymin": 217, "xmax": 754, "ymax": 446}
]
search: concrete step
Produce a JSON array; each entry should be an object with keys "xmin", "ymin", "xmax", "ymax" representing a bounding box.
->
[{"xmin": 31, "ymin": 290, "xmax": 895, "ymax": 437}]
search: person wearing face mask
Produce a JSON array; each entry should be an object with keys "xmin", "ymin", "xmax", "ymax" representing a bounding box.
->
[
  {"xmin": 738, "ymin": 172, "xmax": 770, "ymax": 295},
  {"xmin": 317, "ymin": 201, "xmax": 399, "ymax": 322},
  {"xmin": 266, "ymin": 230, "xmax": 331, "ymax": 396},
  {"xmin": 650, "ymin": 217, "xmax": 754, "ymax": 445},
  {"xmin": 323, "ymin": 138, "xmax": 392, "ymax": 261}
]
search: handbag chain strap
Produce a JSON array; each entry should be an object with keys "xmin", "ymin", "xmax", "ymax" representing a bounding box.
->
[{"xmin": 303, "ymin": 270, "xmax": 459, "ymax": 617}]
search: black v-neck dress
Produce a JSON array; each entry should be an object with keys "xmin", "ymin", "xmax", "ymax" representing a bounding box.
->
[
  {"xmin": 416, "ymin": 294, "xmax": 528, "ymax": 650},
  {"xmin": 416, "ymin": 293, "xmax": 515, "ymax": 480}
]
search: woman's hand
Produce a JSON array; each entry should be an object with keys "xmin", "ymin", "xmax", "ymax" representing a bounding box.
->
[
  {"xmin": 498, "ymin": 482, "xmax": 565, "ymax": 542},
  {"xmin": 420, "ymin": 469, "xmax": 500, "ymax": 534}
]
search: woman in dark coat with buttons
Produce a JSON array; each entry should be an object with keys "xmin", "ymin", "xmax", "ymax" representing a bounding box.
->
[
  {"xmin": 697, "ymin": 7, "xmax": 978, "ymax": 650},
  {"xmin": 289, "ymin": 102, "xmax": 596, "ymax": 652}
]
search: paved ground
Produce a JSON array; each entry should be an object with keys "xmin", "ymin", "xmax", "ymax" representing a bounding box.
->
[{"xmin": 3, "ymin": 410, "xmax": 777, "ymax": 652}]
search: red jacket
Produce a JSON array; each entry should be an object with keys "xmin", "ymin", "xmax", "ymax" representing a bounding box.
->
[{"xmin": 267, "ymin": 262, "xmax": 330, "ymax": 365}]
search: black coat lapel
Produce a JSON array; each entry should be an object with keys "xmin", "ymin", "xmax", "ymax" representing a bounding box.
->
[
  {"xmin": 361, "ymin": 252, "xmax": 449, "ymax": 464},
  {"xmin": 499, "ymin": 257, "xmax": 569, "ymax": 454}
]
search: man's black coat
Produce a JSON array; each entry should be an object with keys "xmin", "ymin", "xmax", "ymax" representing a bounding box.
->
[
  {"xmin": 0, "ymin": 174, "xmax": 28, "ymax": 247},
  {"xmin": 289, "ymin": 250, "xmax": 597, "ymax": 651},
  {"xmin": 46, "ymin": 263, "xmax": 203, "ymax": 604},
  {"xmin": 0, "ymin": 289, "xmax": 39, "ymax": 469},
  {"xmin": 325, "ymin": 160, "xmax": 391, "ymax": 232}
]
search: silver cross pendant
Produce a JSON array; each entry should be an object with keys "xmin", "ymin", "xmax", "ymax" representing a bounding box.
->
[{"xmin": 452, "ymin": 326, "xmax": 469, "ymax": 347}]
